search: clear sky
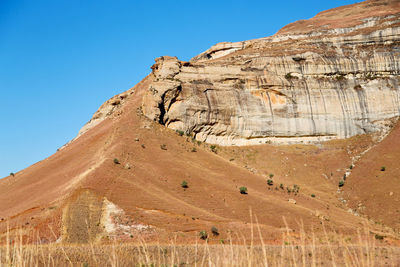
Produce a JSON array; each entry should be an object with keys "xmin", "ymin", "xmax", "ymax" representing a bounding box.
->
[{"xmin": 0, "ymin": 0, "xmax": 356, "ymax": 178}]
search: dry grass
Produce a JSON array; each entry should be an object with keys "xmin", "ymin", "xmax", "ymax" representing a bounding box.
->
[{"xmin": 1, "ymin": 219, "xmax": 399, "ymax": 267}]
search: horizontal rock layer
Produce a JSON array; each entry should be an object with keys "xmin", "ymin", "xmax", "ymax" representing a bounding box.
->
[{"xmin": 142, "ymin": 0, "xmax": 400, "ymax": 145}]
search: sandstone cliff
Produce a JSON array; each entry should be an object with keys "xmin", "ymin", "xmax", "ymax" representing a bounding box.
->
[{"xmin": 141, "ymin": 0, "xmax": 400, "ymax": 145}]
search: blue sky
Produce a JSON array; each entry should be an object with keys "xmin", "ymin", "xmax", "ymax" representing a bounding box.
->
[{"xmin": 0, "ymin": 0, "xmax": 356, "ymax": 178}]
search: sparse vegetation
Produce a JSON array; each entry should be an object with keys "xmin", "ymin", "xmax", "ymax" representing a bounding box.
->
[
  {"xmin": 365, "ymin": 73, "xmax": 377, "ymax": 80},
  {"xmin": 343, "ymin": 174, "xmax": 347, "ymax": 180},
  {"xmin": 199, "ymin": 230, "xmax": 208, "ymax": 240},
  {"xmin": 380, "ymin": 166, "xmax": 386, "ymax": 171},
  {"xmin": 181, "ymin": 180, "xmax": 188, "ymax": 188},
  {"xmin": 339, "ymin": 180, "xmax": 345, "ymax": 187},
  {"xmin": 10, "ymin": 172, "xmax": 15, "ymax": 177},
  {"xmin": 280, "ymin": 183, "xmax": 284, "ymax": 190},
  {"xmin": 113, "ymin": 158, "xmax": 120, "ymax": 164},
  {"xmin": 375, "ymin": 234, "xmax": 385, "ymax": 240},
  {"xmin": 349, "ymin": 165, "xmax": 353, "ymax": 169},
  {"xmin": 160, "ymin": 144, "xmax": 167, "ymax": 150},
  {"xmin": 285, "ymin": 72, "xmax": 295, "ymax": 80},
  {"xmin": 191, "ymin": 147, "xmax": 197, "ymax": 152},
  {"xmin": 269, "ymin": 173, "xmax": 274, "ymax": 178},
  {"xmin": 293, "ymin": 184, "xmax": 300, "ymax": 193},
  {"xmin": 176, "ymin": 130, "xmax": 184, "ymax": 136},
  {"xmin": 211, "ymin": 226, "xmax": 219, "ymax": 236},
  {"xmin": 210, "ymin": 145, "xmax": 217, "ymax": 153},
  {"xmin": 311, "ymin": 194, "xmax": 316, "ymax": 198},
  {"xmin": 239, "ymin": 186, "xmax": 248, "ymax": 194},
  {"xmin": 335, "ymin": 74, "xmax": 346, "ymax": 81},
  {"xmin": 267, "ymin": 179, "xmax": 274, "ymax": 186}
]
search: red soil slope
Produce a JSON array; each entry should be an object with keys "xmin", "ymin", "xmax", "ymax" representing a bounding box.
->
[{"xmin": 344, "ymin": 122, "xmax": 400, "ymax": 231}]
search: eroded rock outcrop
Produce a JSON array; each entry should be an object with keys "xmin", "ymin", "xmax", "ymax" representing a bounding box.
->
[{"xmin": 142, "ymin": 0, "xmax": 400, "ymax": 145}]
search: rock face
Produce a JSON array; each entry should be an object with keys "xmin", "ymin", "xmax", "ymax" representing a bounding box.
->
[{"xmin": 142, "ymin": 0, "xmax": 400, "ymax": 145}]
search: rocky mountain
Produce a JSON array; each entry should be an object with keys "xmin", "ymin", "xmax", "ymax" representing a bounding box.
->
[
  {"xmin": 141, "ymin": 0, "xmax": 400, "ymax": 145},
  {"xmin": 1, "ymin": 0, "xmax": 399, "ymax": 244}
]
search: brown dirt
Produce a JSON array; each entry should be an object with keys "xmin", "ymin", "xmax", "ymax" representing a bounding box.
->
[
  {"xmin": 62, "ymin": 189, "xmax": 104, "ymax": 243},
  {"xmin": 344, "ymin": 122, "xmax": 400, "ymax": 231}
]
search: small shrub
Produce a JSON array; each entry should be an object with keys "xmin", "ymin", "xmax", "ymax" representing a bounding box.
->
[
  {"xmin": 293, "ymin": 184, "xmax": 300, "ymax": 193},
  {"xmin": 375, "ymin": 234, "xmax": 384, "ymax": 240},
  {"xmin": 335, "ymin": 74, "xmax": 346, "ymax": 81},
  {"xmin": 239, "ymin": 186, "xmax": 248, "ymax": 194},
  {"xmin": 160, "ymin": 144, "xmax": 167, "ymax": 150},
  {"xmin": 197, "ymin": 141, "xmax": 202, "ymax": 146},
  {"xmin": 176, "ymin": 130, "xmax": 184, "ymax": 136},
  {"xmin": 199, "ymin": 230, "xmax": 208, "ymax": 240},
  {"xmin": 10, "ymin": 172, "xmax": 15, "ymax": 177},
  {"xmin": 113, "ymin": 158, "xmax": 120, "ymax": 164},
  {"xmin": 211, "ymin": 226, "xmax": 219, "ymax": 236},
  {"xmin": 191, "ymin": 147, "xmax": 197, "ymax": 152},
  {"xmin": 141, "ymin": 144, "xmax": 146, "ymax": 148},
  {"xmin": 210, "ymin": 145, "xmax": 217, "ymax": 153},
  {"xmin": 349, "ymin": 165, "xmax": 353, "ymax": 169},
  {"xmin": 339, "ymin": 180, "xmax": 345, "ymax": 187},
  {"xmin": 366, "ymin": 73, "xmax": 377, "ymax": 80},
  {"xmin": 267, "ymin": 179, "xmax": 274, "ymax": 186},
  {"xmin": 343, "ymin": 174, "xmax": 347, "ymax": 180},
  {"xmin": 280, "ymin": 183, "xmax": 284, "ymax": 189},
  {"xmin": 380, "ymin": 166, "xmax": 386, "ymax": 171},
  {"xmin": 181, "ymin": 180, "xmax": 188, "ymax": 188},
  {"xmin": 311, "ymin": 194, "xmax": 316, "ymax": 198},
  {"xmin": 269, "ymin": 173, "xmax": 274, "ymax": 178},
  {"xmin": 285, "ymin": 73, "xmax": 294, "ymax": 80},
  {"xmin": 219, "ymin": 239, "xmax": 225, "ymax": 244}
]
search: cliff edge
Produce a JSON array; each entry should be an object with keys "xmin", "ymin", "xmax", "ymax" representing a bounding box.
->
[{"xmin": 140, "ymin": 0, "xmax": 400, "ymax": 145}]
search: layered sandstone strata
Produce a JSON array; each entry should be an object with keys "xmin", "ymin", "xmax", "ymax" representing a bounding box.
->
[{"xmin": 140, "ymin": 0, "xmax": 400, "ymax": 145}]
